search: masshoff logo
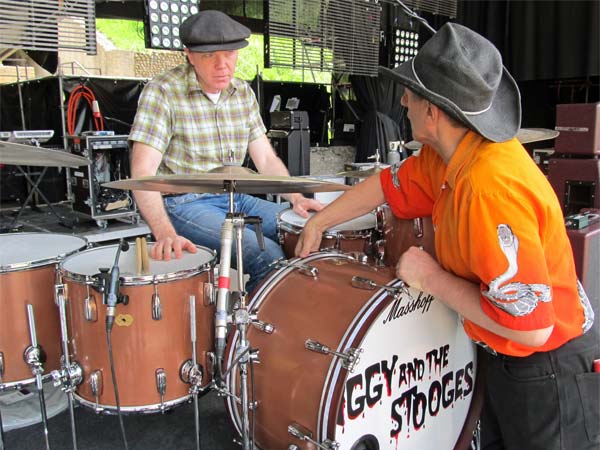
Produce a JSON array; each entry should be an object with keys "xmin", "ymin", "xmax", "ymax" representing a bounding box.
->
[{"xmin": 382, "ymin": 291, "xmax": 435, "ymax": 324}]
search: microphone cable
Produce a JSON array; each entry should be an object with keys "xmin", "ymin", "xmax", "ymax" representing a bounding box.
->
[{"xmin": 107, "ymin": 328, "xmax": 129, "ymax": 450}]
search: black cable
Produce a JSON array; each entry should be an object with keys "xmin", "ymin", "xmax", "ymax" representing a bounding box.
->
[{"xmin": 107, "ymin": 330, "xmax": 129, "ymax": 450}]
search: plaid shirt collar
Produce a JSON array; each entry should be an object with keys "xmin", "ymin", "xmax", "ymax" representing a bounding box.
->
[{"xmin": 184, "ymin": 63, "xmax": 237, "ymax": 100}]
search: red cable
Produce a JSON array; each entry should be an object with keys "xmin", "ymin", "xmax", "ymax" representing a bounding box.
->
[{"xmin": 67, "ymin": 85, "xmax": 104, "ymax": 136}]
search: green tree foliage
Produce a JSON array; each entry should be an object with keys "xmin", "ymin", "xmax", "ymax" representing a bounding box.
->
[{"xmin": 95, "ymin": 19, "xmax": 330, "ymax": 84}]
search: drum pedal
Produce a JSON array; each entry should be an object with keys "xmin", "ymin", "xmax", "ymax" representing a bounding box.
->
[{"xmin": 288, "ymin": 423, "xmax": 340, "ymax": 450}]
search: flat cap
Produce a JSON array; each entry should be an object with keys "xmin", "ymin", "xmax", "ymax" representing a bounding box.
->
[{"xmin": 180, "ymin": 10, "xmax": 250, "ymax": 52}]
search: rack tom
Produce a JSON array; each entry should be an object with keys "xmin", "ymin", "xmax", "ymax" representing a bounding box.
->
[{"xmin": 277, "ymin": 208, "xmax": 377, "ymax": 259}]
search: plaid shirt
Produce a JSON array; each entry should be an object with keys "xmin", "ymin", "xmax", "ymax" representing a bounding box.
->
[{"xmin": 129, "ymin": 63, "xmax": 266, "ymax": 175}]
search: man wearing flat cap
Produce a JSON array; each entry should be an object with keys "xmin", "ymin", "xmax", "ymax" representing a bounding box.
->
[
  {"xmin": 129, "ymin": 10, "xmax": 321, "ymax": 294},
  {"xmin": 296, "ymin": 22, "xmax": 598, "ymax": 450}
]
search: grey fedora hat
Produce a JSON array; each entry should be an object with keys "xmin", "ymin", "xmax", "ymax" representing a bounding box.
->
[
  {"xmin": 379, "ymin": 22, "xmax": 521, "ymax": 143},
  {"xmin": 180, "ymin": 10, "xmax": 250, "ymax": 52}
]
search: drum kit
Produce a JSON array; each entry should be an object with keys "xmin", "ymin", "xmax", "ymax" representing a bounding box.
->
[{"xmin": 0, "ymin": 166, "xmax": 482, "ymax": 450}]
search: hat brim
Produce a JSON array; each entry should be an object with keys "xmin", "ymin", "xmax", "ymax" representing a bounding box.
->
[
  {"xmin": 185, "ymin": 39, "xmax": 248, "ymax": 53},
  {"xmin": 379, "ymin": 63, "xmax": 521, "ymax": 143}
]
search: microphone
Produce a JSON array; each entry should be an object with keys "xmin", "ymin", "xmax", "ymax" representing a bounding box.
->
[{"xmin": 106, "ymin": 239, "xmax": 129, "ymax": 332}]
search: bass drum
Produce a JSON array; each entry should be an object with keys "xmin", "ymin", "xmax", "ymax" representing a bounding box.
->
[{"xmin": 225, "ymin": 252, "xmax": 481, "ymax": 450}]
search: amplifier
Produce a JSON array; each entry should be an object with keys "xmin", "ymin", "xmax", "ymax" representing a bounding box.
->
[
  {"xmin": 554, "ymin": 103, "xmax": 600, "ymax": 155},
  {"xmin": 567, "ymin": 221, "xmax": 600, "ymax": 309},
  {"xmin": 548, "ymin": 157, "xmax": 599, "ymax": 216},
  {"xmin": 270, "ymin": 111, "xmax": 309, "ymax": 130}
]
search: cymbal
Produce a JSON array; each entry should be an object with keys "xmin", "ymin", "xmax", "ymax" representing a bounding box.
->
[
  {"xmin": 337, "ymin": 165, "xmax": 387, "ymax": 178},
  {"xmin": 0, "ymin": 141, "xmax": 89, "ymax": 168},
  {"xmin": 516, "ymin": 128, "xmax": 560, "ymax": 144},
  {"xmin": 104, "ymin": 166, "xmax": 352, "ymax": 194}
]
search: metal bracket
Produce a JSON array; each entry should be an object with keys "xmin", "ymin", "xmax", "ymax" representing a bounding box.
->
[{"xmin": 305, "ymin": 339, "xmax": 363, "ymax": 372}]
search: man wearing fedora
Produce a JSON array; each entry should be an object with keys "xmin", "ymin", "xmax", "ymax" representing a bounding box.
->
[
  {"xmin": 296, "ymin": 23, "xmax": 599, "ymax": 450},
  {"xmin": 129, "ymin": 10, "xmax": 321, "ymax": 294}
]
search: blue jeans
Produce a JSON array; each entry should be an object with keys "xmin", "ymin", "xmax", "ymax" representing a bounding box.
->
[{"xmin": 164, "ymin": 193, "xmax": 288, "ymax": 294}]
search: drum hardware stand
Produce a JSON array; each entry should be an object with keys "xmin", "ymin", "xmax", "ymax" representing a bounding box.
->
[
  {"xmin": 287, "ymin": 423, "xmax": 340, "ymax": 450},
  {"xmin": 52, "ymin": 284, "xmax": 81, "ymax": 450},
  {"xmin": 213, "ymin": 184, "xmax": 265, "ymax": 450},
  {"xmin": 23, "ymin": 304, "xmax": 52, "ymax": 450},
  {"xmin": 183, "ymin": 295, "xmax": 203, "ymax": 450}
]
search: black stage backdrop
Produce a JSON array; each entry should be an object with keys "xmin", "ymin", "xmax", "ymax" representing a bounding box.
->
[{"xmin": 0, "ymin": 76, "xmax": 147, "ymax": 144}]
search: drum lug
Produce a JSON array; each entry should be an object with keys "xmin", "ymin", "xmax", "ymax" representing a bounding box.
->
[
  {"xmin": 85, "ymin": 292, "xmax": 98, "ymax": 322},
  {"xmin": 413, "ymin": 217, "xmax": 424, "ymax": 238},
  {"xmin": 272, "ymin": 259, "xmax": 319, "ymax": 278},
  {"xmin": 155, "ymin": 368, "xmax": 167, "ymax": 412},
  {"xmin": 0, "ymin": 351, "xmax": 4, "ymax": 380},
  {"xmin": 89, "ymin": 370, "xmax": 103, "ymax": 412},
  {"xmin": 152, "ymin": 283, "xmax": 162, "ymax": 321},
  {"xmin": 203, "ymin": 281, "xmax": 215, "ymax": 305},
  {"xmin": 252, "ymin": 319, "xmax": 275, "ymax": 334},
  {"xmin": 54, "ymin": 283, "xmax": 67, "ymax": 307},
  {"xmin": 305, "ymin": 339, "xmax": 363, "ymax": 372},
  {"xmin": 288, "ymin": 423, "xmax": 340, "ymax": 450},
  {"xmin": 375, "ymin": 239, "xmax": 386, "ymax": 265}
]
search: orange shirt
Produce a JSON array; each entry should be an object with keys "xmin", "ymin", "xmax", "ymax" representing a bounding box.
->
[{"xmin": 380, "ymin": 130, "xmax": 594, "ymax": 356}]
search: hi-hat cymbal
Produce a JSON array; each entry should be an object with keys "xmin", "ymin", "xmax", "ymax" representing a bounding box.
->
[
  {"xmin": 104, "ymin": 166, "xmax": 352, "ymax": 195},
  {"xmin": 516, "ymin": 128, "xmax": 560, "ymax": 144},
  {"xmin": 0, "ymin": 141, "xmax": 89, "ymax": 168},
  {"xmin": 337, "ymin": 165, "xmax": 387, "ymax": 178}
]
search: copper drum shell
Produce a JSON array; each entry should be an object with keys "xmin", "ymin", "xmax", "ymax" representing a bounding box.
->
[
  {"xmin": 277, "ymin": 208, "xmax": 377, "ymax": 259},
  {"xmin": 0, "ymin": 232, "xmax": 87, "ymax": 387},
  {"xmin": 0, "ymin": 265, "xmax": 62, "ymax": 385},
  {"xmin": 59, "ymin": 244, "xmax": 216, "ymax": 412},
  {"xmin": 225, "ymin": 254, "xmax": 395, "ymax": 449},
  {"xmin": 381, "ymin": 204, "xmax": 436, "ymax": 267}
]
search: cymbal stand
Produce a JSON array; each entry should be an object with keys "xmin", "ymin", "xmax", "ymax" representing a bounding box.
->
[
  {"xmin": 214, "ymin": 183, "xmax": 263, "ymax": 450},
  {"xmin": 23, "ymin": 304, "xmax": 51, "ymax": 450}
]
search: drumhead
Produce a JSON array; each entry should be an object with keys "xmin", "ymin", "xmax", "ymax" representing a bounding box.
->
[
  {"xmin": 279, "ymin": 208, "xmax": 377, "ymax": 232},
  {"xmin": 323, "ymin": 285, "xmax": 477, "ymax": 449},
  {"xmin": 59, "ymin": 242, "xmax": 215, "ymax": 284},
  {"xmin": 0, "ymin": 233, "xmax": 87, "ymax": 272}
]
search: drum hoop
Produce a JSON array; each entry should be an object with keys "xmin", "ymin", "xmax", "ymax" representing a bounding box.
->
[
  {"xmin": 0, "ymin": 372, "xmax": 55, "ymax": 391},
  {"xmin": 57, "ymin": 245, "xmax": 216, "ymax": 285},
  {"xmin": 318, "ymin": 278, "xmax": 403, "ymax": 440},
  {"xmin": 0, "ymin": 233, "xmax": 87, "ymax": 273},
  {"xmin": 225, "ymin": 252, "xmax": 356, "ymax": 436},
  {"xmin": 58, "ymin": 261, "xmax": 214, "ymax": 286},
  {"xmin": 74, "ymin": 392, "xmax": 190, "ymax": 414}
]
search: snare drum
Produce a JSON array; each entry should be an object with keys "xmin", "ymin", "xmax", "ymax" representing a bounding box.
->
[
  {"xmin": 225, "ymin": 253, "xmax": 480, "ymax": 450},
  {"xmin": 379, "ymin": 204, "xmax": 435, "ymax": 267},
  {"xmin": 277, "ymin": 208, "xmax": 377, "ymax": 259},
  {"xmin": 58, "ymin": 242, "xmax": 216, "ymax": 413},
  {"xmin": 0, "ymin": 233, "xmax": 87, "ymax": 388}
]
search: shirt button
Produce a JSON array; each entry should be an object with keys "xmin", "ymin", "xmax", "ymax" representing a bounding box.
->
[{"xmin": 441, "ymin": 182, "xmax": 447, "ymax": 190}]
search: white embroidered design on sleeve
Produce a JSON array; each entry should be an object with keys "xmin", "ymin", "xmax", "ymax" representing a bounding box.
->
[{"xmin": 482, "ymin": 224, "xmax": 551, "ymax": 317}]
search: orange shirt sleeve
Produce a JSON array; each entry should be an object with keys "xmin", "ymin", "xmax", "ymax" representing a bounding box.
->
[
  {"xmin": 380, "ymin": 149, "xmax": 438, "ymax": 218},
  {"xmin": 462, "ymin": 189, "xmax": 556, "ymax": 332}
]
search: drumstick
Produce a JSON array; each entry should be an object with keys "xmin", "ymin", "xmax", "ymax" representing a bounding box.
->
[
  {"xmin": 140, "ymin": 237, "xmax": 150, "ymax": 274},
  {"xmin": 135, "ymin": 237, "xmax": 143, "ymax": 275}
]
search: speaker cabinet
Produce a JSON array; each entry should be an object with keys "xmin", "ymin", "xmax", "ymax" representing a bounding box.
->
[
  {"xmin": 548, "ymin": 157, "xmax": 599, "ymax": 216},
  {"xmin": 267, "ymin": 129, "xmax": 310, "ymax": 176},
  {"xmin": 567, "ymin": 221, "xmax": 600, "ymax": 309}
]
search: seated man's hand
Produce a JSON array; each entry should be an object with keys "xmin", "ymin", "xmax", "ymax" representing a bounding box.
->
[
  {"xmin": 151, "ymin": 234, "xmax": 197, "ymax": 261},
  {"xmin": 291, "ymin": 195, "xmax": 324, "ymax": 218}
]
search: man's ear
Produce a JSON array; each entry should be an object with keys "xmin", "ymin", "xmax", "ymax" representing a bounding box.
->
[{"xmin": 183, "ymin": 47, "xmax": 191, "ymax": 63}]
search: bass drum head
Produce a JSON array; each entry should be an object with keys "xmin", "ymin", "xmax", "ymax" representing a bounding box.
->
[{"xmin": 327, "ymin": 285, "xmax": 478, "ymax": 449}]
